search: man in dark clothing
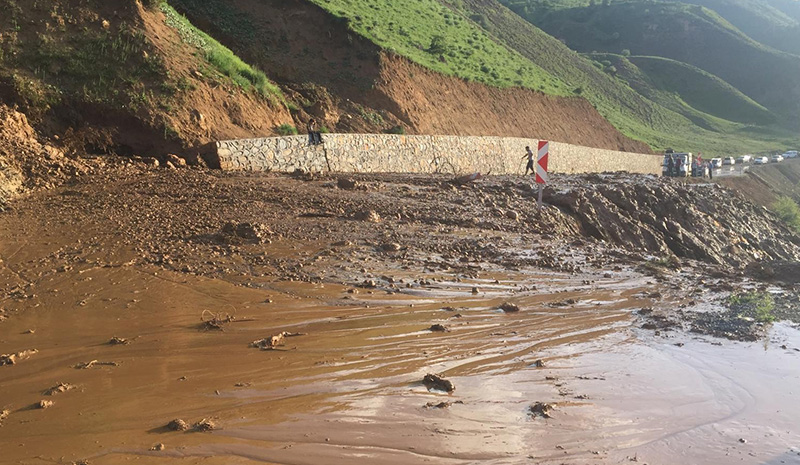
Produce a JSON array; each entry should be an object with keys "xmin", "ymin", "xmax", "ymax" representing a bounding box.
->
[
  {"xmin": 666, "ymin": 155, "xmax": 674, "ymax": 177},
  {"xmin": 522, "ymin": 146, "xmax": 535, "ymax": 175},
  {"xmin": 307, "ymin": 118, "xmax": 322, "ymax": 146}
]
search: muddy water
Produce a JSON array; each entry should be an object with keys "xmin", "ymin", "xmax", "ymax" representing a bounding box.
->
[{"xmin": 2, "ymin": 205, "xmax": 800, "ymax": 464}]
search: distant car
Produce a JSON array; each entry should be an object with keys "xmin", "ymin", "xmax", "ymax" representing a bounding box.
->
[
  {"xmin": 772, "ymin": 154, "xmax": 785, "ymax": 163},
  {"xmin": 736, "ymin": 155, "xmax": 752, "ymax": 164},
  {"xmin": 710, "ymin": 158, "xmax": 723, "ymax": 168},
  {"xmin": 722, "ymin": 157, "xmax": 736, "ymax": 165},
  {"xmin": 754, "ymin": 156, "xmax": 770, "ymax": 165},
  {"xmin": 783, "ymin": 150, "xmax": 798, "ymax": 158}
]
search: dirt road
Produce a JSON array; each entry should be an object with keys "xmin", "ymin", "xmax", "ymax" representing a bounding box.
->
[{"xmin": 1, "ymin": 164, "xmax": 799, "ymax": 464}]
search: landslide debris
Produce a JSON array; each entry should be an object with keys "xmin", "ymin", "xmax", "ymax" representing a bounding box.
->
[
  {"xmin": 423, "ymin": 374, "xmax": 455, "ymax": 393},
  {"xmin": 545, "ymin": 174, "xmax": 800, "ymax": 268}
]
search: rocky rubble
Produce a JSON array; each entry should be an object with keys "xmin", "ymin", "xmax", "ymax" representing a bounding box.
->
[
  {"xmin": 545, "ymin": 174, "xmax": 800, "ymax": 268},
  {"xmin": 0, "ymin": 104, "xmax": 97, "ymax": 205}
]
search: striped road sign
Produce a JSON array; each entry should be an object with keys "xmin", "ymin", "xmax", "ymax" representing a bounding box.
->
[{"xmin": 536, "ymin": 141, "xmax": 549, "ymax": 185}]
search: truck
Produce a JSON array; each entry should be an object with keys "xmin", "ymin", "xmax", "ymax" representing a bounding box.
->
[{"xmin": 662, "ymin": 150, "xmax": 692, "ymax": 177}]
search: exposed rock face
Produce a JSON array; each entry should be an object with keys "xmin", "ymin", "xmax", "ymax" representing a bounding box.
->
[{"xmin": 545, "ymin": 175, "xmax": 800, "ymax": 268}]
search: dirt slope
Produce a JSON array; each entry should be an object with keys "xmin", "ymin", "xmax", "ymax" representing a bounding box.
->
[
  {"xmin": 375, "ymin": 54, "xmax": 651, "ymax": 152},
  {"xmin": 168, "ymin": 0, "xmax": 651, "ymax": 152},
  {"xmin": 0, "ymin": 0, "xmax": 293, "ymax": 158}
]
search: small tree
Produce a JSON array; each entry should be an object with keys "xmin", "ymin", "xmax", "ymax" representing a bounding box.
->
[
  {"xmin": 428, "ymin": 35, "xmax": 449, "ymax": 55},
  {"xmin": 621, "ymin": 49, "xmax": 631, "ymax": 57}
]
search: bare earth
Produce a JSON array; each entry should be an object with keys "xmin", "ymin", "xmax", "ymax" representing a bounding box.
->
[{"xmin": 1, "ymin": 163, "xmax": 799, "ymax": 465}]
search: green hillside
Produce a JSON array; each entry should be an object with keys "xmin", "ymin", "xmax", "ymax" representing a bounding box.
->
[
  {"xmin": 503, "ymin": 0, "xmax": 800, "ymax": 128},
  {"xmin": 458, "ymin": 0, "xmax": 793, "ymax": 152},
  {"xmin": 309, "ymin": 0, "xmax": 568, "ymax": 94},
  {"xmin": 626, "ymin": 55, "xmax": 775, "ymax": 125},
  {"xmin": 659, "ymin": 0, "xmax": 800, "ymax": 56}
]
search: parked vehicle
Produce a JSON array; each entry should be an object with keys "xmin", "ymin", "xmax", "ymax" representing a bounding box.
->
[
  {"xmin": 754, "ymin": 156, "xmax": 770, "ymax": 165},
  {"xmin": 772, "ymin": 154, "xmax": 785, "ymax": 163},
  {"xmin": 735, "ymin": 155, "xmax": 752, "ymax": 164},
  {"xmin": 783, "ymin": 150, "xmax": 798, "ymax": 158},
  {"xmin": 662, "ymin": 151, "xmax": 691, "ymax": 177},
  {"xmin": 722, "ymin": 157, "xmax": 736, "ymax": 165},
  {"xmin": 710, "ymin": 158, "xmax": 723, "ymax": 168}
]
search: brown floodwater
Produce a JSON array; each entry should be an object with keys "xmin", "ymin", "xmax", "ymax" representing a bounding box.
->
[{"xmin": 2, "ymin": 179, "xmax": 800, "ymax": 465}]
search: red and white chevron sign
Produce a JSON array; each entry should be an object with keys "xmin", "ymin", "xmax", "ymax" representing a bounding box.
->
[{"xmin": 535, "ymin": 140, "xmax": 549, "ymax": 184}]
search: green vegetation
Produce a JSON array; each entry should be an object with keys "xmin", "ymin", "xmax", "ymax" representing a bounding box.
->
[
  {"xmin": 504, "ymin": 0, "xmax": 800, "ymax": 128},
  {"xmin": 727, "ymin": 291, "xmax": 776, "ymax": 323},
  {"xmin": 772, "ymin": 195, "xmax": 800, "ymax": 233},
  {"xmin": 459, "ymin": 0, "xmax": 796, "ymax": 153},
  {"xmin": 159, "ymin": 3, "xmax": 283, "ymax": 105},
  {"xmin": 627, "ymin": 56, "xmax": 774, "ymax": 125},
  {"xmin": 307, "ymin": 0, "xmax": 568, "ymax": 94},
  {"xmin": 275, "ymin": 124, "xmax": 298, "ymax": 136}
]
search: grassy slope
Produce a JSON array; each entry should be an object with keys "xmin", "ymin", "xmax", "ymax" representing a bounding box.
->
[
  {"xmin": 308, "ymin": 0, "xmax": 569, "ymax": 95},
  {"xmin": 517, "ymin": 1, "xmax": 800, "ymax": 126},
  {"xmin": 459, "ymin": 0, "xmax": 793, "ymax": 153},
  {"xmin": 625, "ymin": 55, "xmax": 775, "ymax": 125},
  {"xmin": 661, "ymin": 0, "xmax": 800, "ymax": 56}
]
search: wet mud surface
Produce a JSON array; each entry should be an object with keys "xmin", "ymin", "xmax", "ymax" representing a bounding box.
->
[{"xmin": 2, "ymin": 166, "xmax": 800, "ymax": 464}]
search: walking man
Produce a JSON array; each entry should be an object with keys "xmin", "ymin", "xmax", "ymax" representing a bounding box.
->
[{"xmin": 522, "ymin": 146, "xmax": 535, "ymax": 175}]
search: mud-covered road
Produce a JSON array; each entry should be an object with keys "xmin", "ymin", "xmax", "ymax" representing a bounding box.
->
[{"xmin": 1, "ymin": 164, "xmax": 799, "ymax": 465}]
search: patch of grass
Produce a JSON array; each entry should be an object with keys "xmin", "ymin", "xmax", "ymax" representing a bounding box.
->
[
  {"xmin": 727, "ymin": 291, "xmax": 776, "ymax": 323},
  {"xmin": 275, "ymin": 124, "xmax": 298, "ymax": 136},
  {"xmin": 384, "ymin": 125, "xmax": 406, "ymax": 135},
  {"xmin": 307, "ymin": 0, "xmax": 568, "ymax": 95},
  {"xmin": 772, "ymin": 195, "xmax": 800, "ymax": 232},
  {"xmin": 160, "ymin": 3, "xmax": 284, "ymax": 105}
]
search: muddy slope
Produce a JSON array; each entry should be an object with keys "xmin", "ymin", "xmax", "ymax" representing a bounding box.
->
[
  {"xmin": 0, "ymin": 0, "xmax": 293, "ymax": 158},
  {"xmin": 169, "ymin": 0, "xmax": 651, "ymax": 152}
]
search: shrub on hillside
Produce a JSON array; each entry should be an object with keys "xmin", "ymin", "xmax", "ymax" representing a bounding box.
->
[
  {"xmin": 772, "ymin": 195, "xmax": 800, "ymax": 232},
  {"xmin": 275, "ymin": 124, "xmax": 298, "ymax": 136}
]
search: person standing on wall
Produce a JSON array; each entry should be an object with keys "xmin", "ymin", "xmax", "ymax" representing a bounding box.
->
[
  {"xmin": 307, "ymin": 118, "xmax": 322, "ymax": 146},
  {"xmin": 522, "ymin": 146, "xmax": 535, "ymax": 175}
]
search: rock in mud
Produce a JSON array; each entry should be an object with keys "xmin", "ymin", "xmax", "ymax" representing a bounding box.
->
[
  {"xmin": 529, "ymin": 402, "xmax": 555, "ymax": 419},
  {"xmin": 428, "ymin": 324, "xmax": 448, "ymax": 332},
  {"xmin": 531, "ymin": 359, "xmax": 546, "ymax": 368},
  {"xmin": 37, "ymin": 400, "xmax": 54, "ymax": 409},
  {"xmin": 251, "ymin": 332, "xmax": 304, "ymax": 350},
  {"xmin": 0, "ymin": 409, "xmax": 9, "ymax": 425},
  {"xmin": 0, "ymin": 349, "xmax": 38, "ymax": 366},
  {"xmin": 108, "ymin": 336, "xmax": 129, "ymax": 345},
  {"xmin": 424, "ymin": 401, "xmax": 452, "ymax": 409},
  {"xmin": 354, "ymin": 210, "xmax": 381, "ymax": 223},
  {"xmin": 74, "ymin": 360, "xmax": 119, "ymax": 369},
  {"xmin": 499, "ymin": 302, "xmax": 520, "ymax": 313},
  {"xmin": 423, "ymin": 374, "xmax": 455, "ymax": 393},
  {"xmin": 44, "ymin": 382, "xmax": 75, "ymax": 396},
  {"xmin": 337, "ymin": 178, "xmax": 358, "ymax": 190},
  {"xmin": 150, "ymin": 443, "xmax": 165, "ymax": 451},
  {"xmin": 167, "ymin": 418, "xmax": 189, "ymax": 431},
  {"xmin": 192, "ymin": 418, "xmax": 216, "ymax": 432},
  {"xmin": 380, "ymin": 242, "xmax": 401, "ymax": 252},
  {"xmin": 220, "ymin": 222, "xmax": 272, "ymax": 244}
]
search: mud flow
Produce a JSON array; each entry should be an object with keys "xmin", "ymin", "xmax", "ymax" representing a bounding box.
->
[{"xmin": 1, "ymin": 168, "xmax": 799, "ymax": 465}]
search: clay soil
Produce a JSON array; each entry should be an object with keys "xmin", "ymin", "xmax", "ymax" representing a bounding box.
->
[{"xmin": 1, "ymin": 162, "xmax": 800, "ymax": 464}]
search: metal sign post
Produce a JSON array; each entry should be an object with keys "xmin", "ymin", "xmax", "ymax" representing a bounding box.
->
[{"xmin": 535, "ymin": 140, "xmax": 549, "ymax": 212}]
